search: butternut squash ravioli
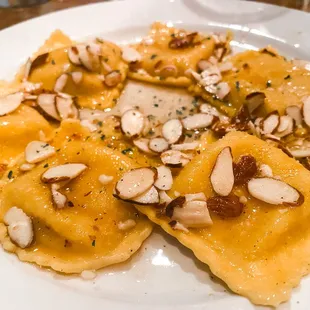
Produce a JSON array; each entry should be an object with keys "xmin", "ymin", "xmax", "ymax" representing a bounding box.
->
[{"xmin": 0, "ymin": 21, "xmax": 310, "ymax": 307}]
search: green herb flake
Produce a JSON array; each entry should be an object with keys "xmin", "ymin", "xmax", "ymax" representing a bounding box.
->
[
  {"xmin": 92, "ymin": 240, "xmax": 96, "ymax": 247},
  {"xmin": 284, "ymin": 74, "xmax": 291, "ymax": 80},
  {"xmin": 51, "ymin": 59, "xmax": 56, "ymax": 65},
  {"xmin": 8, "ymin": 170, "xmax": 13, "ymax": 179},
  {"xmin": 176, "ymin": 109, "xmax": 183, "ymax": 115},
  {"xmin": 150, "ymin": 54, "xmax": 157, "ymax": 60},
  {"xmin": 100, "ymin": 134, "xmax": 106, "ymax": 141},
  {"xmin": 185, "ymin": 133, "xmax": 192, "ymax": 138},
  {"xmin": 85, "ymin": 136, "xmax": 90, "ymax": 141},
  {"xmin": 147, "ymin": 115, "xmax": 156, "ymax": 121},
  {"xmin": 122, "ymin": 148, "xmax": 133, "ymax": 155},
  {"xmin": 43, "ymin": 164, "xmax": 49, "ymax": 168},
  {"xmin": 191, "ymin": 97, "xmax": 199, "ymax": 108},
  {"xmin": 154, "ymin": 104, "xmax": 159, "ymax": 107},
  {"xmin": 266, "ymin": 80, "xmax": 272, "ymax": 87},
  {"xmin": 235, "ymin": 81, "xmax": 240, "ymax": 91},
  {"xmin": 97, "ymin": 121, "xmax": 103, "ymax": 127},
  {"xmin": 159, "ymin": 76, "xmax": 165, "ymax": 81}
]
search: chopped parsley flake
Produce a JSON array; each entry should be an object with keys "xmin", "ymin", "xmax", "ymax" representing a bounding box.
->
[
  {"xmin": 100, "ymin": 134, "xmax": 106, "ymax": 141},
  {"xmin": 176, "ymin": 109, "xmax": 183, "ymax": 115},
  {"xmin": 154, "ymin": 104, "xmax": 159, "ymax": 107},
  {"xmin": 284, "ymin": 74, "xmax": 291, "ymax": 80},
  {"xmin": 8, "ymin": 170, "xmax": 13, "ymax": 179},
  {"xmin": 122, "ymin": 148, "xmax": 133, "ymax": 155},
  {"xmin": 235, "ymin": 81, "xmax": 240, "ymax": 91},
  {"xmin": 51, "ymin": 59, "xmax": 56, "ymax": 65},
  {"xmin": 147, "ymin": 115, "xmax": 156, "ymax": 121},
  {"xmin": 43, "ymin": 164, "xmax": 49, "ymax": 168},
  {"xmin": 92, "ymin": 240, "xmax": 96, "ymax": 247},
  {"xmin": 150, "ymin": 54, "xmax": 157, "ymax": 59},
  {"xmin": 97, "ymin": 121, "xmax": 103, "ymax": 127},
  {"xmin": 266, "ymin": 80, "xmax": 272, "ymax": 87},
  {"xmin": 191, "ymin": 97, "xmax": 199, "ymax": 108}
]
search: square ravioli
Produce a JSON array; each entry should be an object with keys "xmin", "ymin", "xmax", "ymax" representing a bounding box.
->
[{"xmin": 135, "ymin": 131, "xmax": 310, "ymax": 306}]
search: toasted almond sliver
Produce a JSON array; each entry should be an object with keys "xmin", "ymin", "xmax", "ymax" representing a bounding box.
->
[
  {"xmin": 171, "ymin": 142, "xmax": 199, "ymax": 151},
  {"xmin": 169, "ymin": 221, "xmax": 189, "ymax": 233},
  {"xmin": 172, "ymin": 200, "xmax": 213, "ymax": 228},
  {"xmin": 54, "ymin": 73, "xmax": 68, "ymax": 92},
  {"xmin": 115, "ymin": 167, "xmax": 156, "ymax": 199},
  {"xmin": 285, "ymin": 105, "xmax": 302, "ymax": 126},
  {"xmin": 289, "ymin": 147, "xmax": 310, "ymax": 158},
  {"xmin": 0, "ymin": 92, "xmax": 24, "ymax": 116},
  {"xmin": 78, "ymin": 44, "xmax": 100, "ymax": 72},
  {"xmin": 246, "ymin": 92, "xmax": 266, "ymax": 116},
  {"xmin": 182, "ymin": 113, "xmax": 214, "ymax": 130},
  {"xmin": 248, "ymin": 177, "xmax": 303, "ymax": 206},
  {"xmin": 275, "ymin": 115, "xmax": 294, "ymax": 138},
  {"xmin": 199, "ymin": 103, "xmax": 220, "ymax": 117},
  {"xmin": 121, "ymin": 46, "xmax": 141, "ymax": 63},
  {"xmin": 41, "ymin": 163, "xmax": 88, "ymax": 183},
  {"xmin": 159, "ymin": 190, "xmax": 173, "ymax": 205},
  {"xmin": 71, "ymin": 71, "xmax": 83, "ymax": 84},
  {"xmin": 262, "ymin": 111, "xmax": 279, "ymax": 134},
  {"xmin": 117, "ymin": 219, "xmax": 136, "ymax": 231},
  {"xmin": 98, "ymin": 174, "xmax": 114, "ymax": 185},
  {"xmin": 258, "ymin": 164, "xmax": 273, "ymax": 178},
  {"xmin": 51, "ymin": 184, "xmax": 67, "ymax": 209},
  {"xmin": 4, "ymin": 207, "xmax": 33, "ymax": 249},
  {"xmin": 162, "ymin": 119, "xmax": 183, "ymax": 144},
  {"xmin": 121, "ymin": 109, "xmax": 145, "ymax": 138},
  {"xmin": 133, "ymin": 138, "xmax": 154, "ymax": 154},
  {"xmin": 37, "ymin": 93, "xmax": 60, "ymax": 121},
  {"xmin": 25, "ymin": 141, "xmax": 55, "ymax": 164},
  {"xmin": 159, "ymin": 65, "xmax": 178, "ymax": 78},
  {"xmin": 20, "ymin": 163, "xmax": 35, "ymax": 172},
  {"xmin": 149, "ymin": 138, "xmax": 169, "ymax": 153},
  {"xmin": 131, "ymin": 186, "xmax": 159, "ymax": 205},
  {"xmin": 210, "ymin": 146, "xmax": 234, "ymax": 196},
  {"xmin": 197, "ymin": 59, "xmax": 212, "ymax": 72},
  {"xmin": 185, "ymin": 192, "xmax": 206, "ymax": 202},
  {"xmin": 161, "ymin": 150, "xmax": 191, "ymax": 168},
  {"xmin": 104, "ymin": 70, "xmax": 122, "ymax": 87},
  {"xmin": 302, "ymin": 96, "xmax": 310, "ymax": 127},
  {"xmin": 215, "ymin": 82, "xmax": 231, "ymax": 100},
  {"xmin": 154, "ymin": 165, "xmax": 173, "ymax": 191},
  {"xmin": 24, "ymin": 58, "xmax": 32, "ymax": 80},
  {"xmin": 56, "ymin": 96, "xmax": 78, "ymax": 120},
  {"xmin": 80, "ymin": 119, "xmax": 98, "ymax": 132},
  {"xmin": 68, "ymin": 47, "xmax": 81, "ymax": 65}
]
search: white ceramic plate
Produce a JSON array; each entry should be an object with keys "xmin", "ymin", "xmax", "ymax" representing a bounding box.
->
[{"xmin": 0, "ymin": 1, "xmax": 309, "ymax": 309}]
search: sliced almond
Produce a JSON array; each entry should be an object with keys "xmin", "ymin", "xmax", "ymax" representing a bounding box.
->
[
  {"xmin": 149, "ymin": 138, "xmax": 169, "ymax": 153},
  {"xmin": 122, "ymin": 46, "xmax": 141, "ymax": 63},
  {"xmin": 79, "ymin": 44, "xmax": 101, "ymax": 72},
  {"xmin": 25, "ymin": 141, "xmax": 55, "ymax": 164},
  {"xmin": 160, "ymin": 150, "xmax": 191, "ymax": 168},
  {"xmin": 159, "ymin": 65, "xmax": 178, "ymax": 78},
  {"xmin": 154, "ymin": 166, "xmax": 173, "ymax": 191},
  {"xmin": 210, "ymin": 147, "xmax": 234, "ymax": 196},
  {"xmin": 51, "ymin": 184, "xmax": 67, "ymax": 209},
  {"xmin": 133, "ymin": 138, "xmax": 155, "ymax": 154},
  {"xmin": 131, "ymin": 186, "xmax": 159, "ymax": 205},
  {"xmin": 197, "ymin": 59, "xmax": 211, "ymax": 71},
  {"xmin": 171, "ymin": 142, "xmax": 199, "ymax": 151},
  {"xmin": 115, "ymin": 167, "xmax": 156, "ymax": 199},
  {"xmin": 215, "ymin": 82, "xmax": 231, "ymax": 100},
  {"xmin": 302, "ymin": 96, "xmax": 310, "ymax": 127},
  {"xmin": 4, "ymin": 207, "xmax": 33, "ymax": 249},
  {"xmin": 258, "ymin": 164, "xmax": 273, "ymax": 178},
  {"xmin": 159, "ymin": 190, "xmax": 172, "ymax": 205},
  {"xmin": 275, "ymin": 115, "xmax": 294, "ymax": 138},
  {"xmin": 262, "ymin": 111, "xmax": 279, "ymax": 134},
  {"xmin": 71, "ymin": 71, "xmax": 83, "ymax": 84},
  {"xmin": 80, "ymin": 119, "xmax": 98, "ymax": 132},
  {"xmin": 41, "ymin": 163, "xmax": 88, "ymax": 183},
  {"xmin": 169, "ymin": 220, "xmax": 189, "ymax": 233},
  {"xmin": 20, "ymin": 163, "xmax": 35, "ymax": 172},
  {"xmin": 218, "ymin": 62, "xmax": 233, "ymax": 72},
  {"xmin": 117, "ymin": 219, "xmax": 136, "ymax": 230},
  {"xmin": 37, "ymin": 93, "xmax": 60, "ymax": 121},
  {"xmin": 248, "ymin": 177, "xmax": 303, "ymax": 206},
  {"xmin": 172, "ymin": 200, "xmax": 213, "ymax": 228},
  {"xmin": 54, "ymin": 73, "xmax": 68, "ymax": 92},
  {"xmin": 121, "ymin": 109, "xmax": 145, "ymax": 138},
  {"xmin": 182, "ymin": 113, "xmax": 214, "ymax": 130},
  {"xmin": 246, "ymin": 92, "xmax": 265, "ymax": 116},
  {"xmin": 162, "ymin": 119, "xmax": 183, "ymax": 144},
  {"xmin": 286, "ymin": 105, "xmax": 302, "ymax": 126},
  {"xmin": 288, "ymin": 147, "xmax": 310, "ymax": 158},
  {"xmin": 24, "ymin": 58, "xmax": 32, "ymax": 80},
  {"xmin": 56, "ymin": 96, "xmax": 78, "ymax": 120},
  {"xmin": 199, "ymin": 103, "xmax": 220, "ymax": 117},
  {"xmin": 98, "ymin": 174, "xmax": 114, "ymax": 185},
  {"xmin": 0, "ymin": 92, "xmax": 24, "ymax": 116},
  {"xmin": 68, "ymin": 46, "xmax": 81, "ymax": 65},
  {"xmin": 185, "ymin": 192, "xmax": 206, "ymax": 202},
  {"xmin": 104, "ymin": 70, "xmax": 122, "ymax": 87},
  {"xmin": 26, "ymin": 53, "xmax": 49, "ymax": 78}
]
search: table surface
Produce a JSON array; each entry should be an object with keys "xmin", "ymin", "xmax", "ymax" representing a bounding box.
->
[{"xmin": 0, "ymin": 0, "xmax": 309, "ymax": 30}]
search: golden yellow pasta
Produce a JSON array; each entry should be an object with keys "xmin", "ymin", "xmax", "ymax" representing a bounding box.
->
[
  {"xmin": 0, "ymin": 122, "xmax": 152, "ymax": 273},
  {"xmin": 135, "ymin": 131, "xmax": 310, "ymax": 306}
]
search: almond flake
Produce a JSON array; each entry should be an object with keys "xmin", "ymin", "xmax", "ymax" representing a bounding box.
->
[
  {"xmin": 161, "ymin": 150, "xmax": 191, "ymax": 168},
  {"xmin": 258, "ymin": 164, "xmax": 273, "ymax": 177},
  {"xmin": 133, "ymin": 138, "xmax": 154, "ymax": 154},
  {"xmin": 149, "ymin": 138, "xmax": 169, "ymax": 153},
  {"xmin": 171, "ymin": 142, "xmax": 199, "ymax": 151},
  {"xmin": 288, "ymin": 147, "xmax": 310, "ymax": 158},
  {"xmin": 214, "ymin": 82, "xmax": 231, "ymax": 100},
  {"xmin": 24, "ymin": 58, "xmax": 32, "ymax": 80},
  {"xmin": 169, "ymin": 221, "xmax": 189, "ymax": 233},
  {"xmin": 51, "ymin": 184, "xmax": 67, "ymax": 209},
  {"xmin": 262, "ymin": 111, "xmax": 279, "ymax": 134},
  {"xmin": 20, "ymin": 163, "xmax": 35, "ymax": 172},
  {"xmin": 197, "ymin": 59, "xmax": 212, "ymax": 72},
  {"xmin": 246, "ymin": 92, "xmax": 266, "ymax": 116},
  {"xmin": 210, "ymin": 147, "xmax": 234, "ymax": 196},
  {"xmin": 199, "ymin": 103, "xmax": 220, "ymax": 117},
  {"xmin": 25, "ymin": 141, "xmax": 55, "ymax": 164},
  {"xmin": 41, "ymin": 163, "xmax": 87, "ymax": 183},
  {"xmin": 154, "ymin": 166, "xmax": 173, "ymax": 191},
  {"xmin": 302, "ymin": 96, "xmax": 310, "ymax": 127},
  {"xmin": 182, "ymin": 113, "xmax": 214, "ymax": 130},
  {"xmin": 171, "ymin": 200, "xmax": 213, "ymax": 228},
  {"xmin": 185, "ymin": 192, "xmax": 206, "ymax": 202},
  {"xmin": 80, "ymin": 119, "xmax": 98, "ymax": 132},
  {"xmin": 239, "ymin": 196, "xmax": 248, "ymax": 204},
  {"xmin": 79, "ymin": 44, "xmax": 101, "ymax": 72},
  {"xmin": 131, "ymin": 186, "xmax": 159, "ymax": 205},
  {"xmin": 56, "ymin": 96, "xmax": 79, "ymax": 120},
  {"xmin": 159, "ymin": 65, "xmax": 178, "ymax": 78},
  {"xmin": 275, "ymin": 115, "xmax": 294, "ymax": 138},
  {"xmin": 104, "ymin": 70, "xmax": 122, "ymax": 87},
  {"xmin": 98, "ymin": 174, "xmax": 114, "ymax": 185},
  {"xmin": 71, "ymin": 71, "xmax": 83, "ymax": 84},
  {"xmin": 121, "ymin": 109, "xmax": 144, "ymax": 138},
  {"xmin": 4, "ymin": 207, "xmax": 33, "ymax": 248},
  {"xmin": 37, "ymin": 93, "xmax": 60, "ymax": 121},
  {"xmin": 218, "ymin": 62, "xmax": 233, "ymax": 72},
  {"xmin": 54, "ymin": 73, "xmax": 68, "ymax": 92},
  {"xmin": 0, "ymin": 92, "xmax": 24, "ymax": 116},
  {"xmin": 118, "ymin": 219, "xmax": 136, "ymax": 230},
  {"xmin": 68, "ymin": 46, "xmax": 81, "ymax": 65},
  {"xmin": 286, "ymin": 105, "xmax": 302, "ymax": 126},
  {"xmin": 162, "ymin": 119, "xmax": 183, "ymax": 144},
  {"xmin": 121, "ymin": 46, "xmax": 141, "ymax": 63},
  {"xmin": 159, "ymin": 190, "xmax": 172, "ymax": 205},
  {"xmin": 115, "ymin": 167, "xmax": 156, "ymax": 199},
  {"xmin": 248, "ymin": 177, "xmax": 303, "ymax": 206}
]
